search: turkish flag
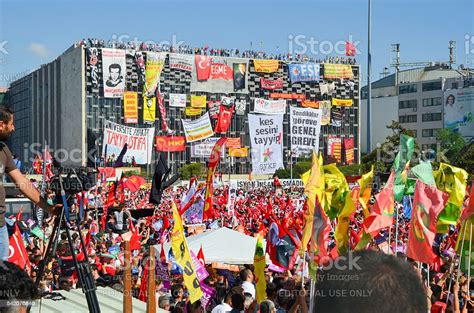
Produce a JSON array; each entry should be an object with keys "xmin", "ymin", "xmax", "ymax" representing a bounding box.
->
[
  {"xmin": 129, "ymin": 219, "xmax": 142, "ymax": 251},
  {"xmin": 8, "ymin": 224, "xmax": 31, "ymax": 271},
  {"xmin": 406, "ymin": 181, "xmax": 449, "ymax": 264},
  {"xmin": 197, "ymin": 245, "xmax": 206, "ymax": 266},
  {"xmin": 214, "ymin": 105, "xmax": 234, "ymax": 133},
  {"xmin": 195, "ymin": 55, "xmax": 211, "ymax": 80},
  {"xmin": 346, "ymin": 41, "xmax": 356, "ymax": 56}
]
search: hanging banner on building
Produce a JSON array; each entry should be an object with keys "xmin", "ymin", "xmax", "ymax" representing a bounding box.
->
[
  {"xmin": 253, "ymin": 59, "xmax": 279, "ymax": 73},
  {"xmin": 260, "ymin": 77, "xmax": 284, "ymax": 90},
  {"xmin": 208, "ymin": 100, "xmax": 221, "ymax": 119},
  {"xmin": 254, "ymin": 98, "xmax": 286, "ymax": 115},
  {"xmin": 328, "ymin": 135, "xmax": 342, "ymax": 163},
  {"xmin": 225, "ymin": 138, "xmax": 241, "ymax": 149},
  {"xmin": 444, "ymin": 89, "xmax": 474, "ymax": 137},
  {"xmin": 229, "ymin": 147, "xmax": 248, "ymax": 157},
  {"xmin": 323, "ymin": 64, "xmax": 354, "ymax": 79},
  {"xmin": 143, "ymin": 96, "xmax": 156, "ymax": 123},
  {"xmin": 344, "ymin": 138, "xmax": 355, "ymax": 165},
  {"xmin": 191, "ymin": 57, "xmax": 249, "ymax": 94},
  {"xmin": 248, "ymin": 114, "xmax": 284, "ymax": 175},
  {"xmin": 102, "ymin": 120, "xmax": 154, "ymax": 164},
  {"xmin": 123, "ymin": 91, "xmax": 138, "ymax": 124},
  {"xmin": 269, "ymin": 93, "xmax": 306, "ymax": 100},
  {"xmin": 169, "ymin": 53, "xmax": 193, "ymax": 72},
  {"xmin": 155, "ymin": 136, "xmax": 186, "ymax": 152},
  {"xmin": 185, "ymin": 107, "xmax": 203, "ymax": 116},
  {"xmin": 331, "ymin": 107, "xmax": 343, "ymax": 127},
  {"xmin": 215, "ymin": 105, "xmax": 234, "ymax": 134},
  {"xmin": 332, "ymin": 98, "xmax": 353, "ymax": 107},
  {"xmin": 301, "ymin": 100, "xmax": 319, "ymax": 109},
  {"xmin": 190, "ymin": 137, "xmax": 225, "ymax": 158},
  {"xmin": 102, "ymin": 48, "xmax": 126, "ymax": 98},
  {"xmin": 320, "ymin": 100, "xmax": 332, "ymax": 125},
  {"xmin": 144, "ymin": 52, "xmax": 167, "ymax": 97},
  {"xmin": 182, "ymin": 112, "xmax": 214, "ymax": 143},
  {"xmin": 169, "ymin": 93, "xmax": 187, "ymax": 108},
  {"xmin": 87, "ymin": 47, "xmax": 99, "ymax": 90},
  {"xmin": 235, "ymin": 99, "xmax": 246, "ymax": 115},
  {"xmin": 289, "ymin": 106, "xmax": 322, "ymax": 157},
  {"xmin": 288, "ymin": 63, "xmax": 320, "ymax": 83},
  {"xmin": 191, "ymin": 95, "xmax": 207, "ymax": 108},
  {"xmin": 233, "ymin": 63, "xmax": 247, "ymax": 91}
]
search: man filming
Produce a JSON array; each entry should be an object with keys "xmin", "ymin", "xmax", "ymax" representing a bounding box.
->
[{"xmin": 0, "ymin": 106, "xmax": 60, "ymax": 260}]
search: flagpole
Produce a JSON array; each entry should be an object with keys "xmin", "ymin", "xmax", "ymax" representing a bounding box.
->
[
  {"xmin": 388, "ymin": 225, "xmax": 392, "ymax": 253},
  {"xmin": 446, "ymin": 223, "xmax": 467, "ymax": 305},
  {"xmin": 308, "ymin": 278, "xmax": 315, "ymax": 313},
  {"xmin": 301, "ymin": 254, "xmax": 305, "ymax": 289},
  {"xmin": 394, "ymin": 204, "xmax": 399, "ymax": 256},
  {"xmin": 445, "ymin": 259, "xmax": 456, "ymax": 306},
  {"xmin": 468, "ymin": 222, "xmax": 472, "ymax": 287}
]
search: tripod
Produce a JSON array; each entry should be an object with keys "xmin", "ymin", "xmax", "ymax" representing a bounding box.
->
[{"xmin": 27, "ymin": 176, "xmax": 101, "ymax": 313}]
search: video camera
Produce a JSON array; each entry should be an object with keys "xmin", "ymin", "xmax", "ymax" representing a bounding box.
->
[{"xmin": 48, "ymin": 167, "xmax": 98, "ymax": 206}]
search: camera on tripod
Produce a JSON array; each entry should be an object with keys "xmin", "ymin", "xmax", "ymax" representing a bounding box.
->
[{"xmin": 48, "ymin": 167, "xmax": 98, "ymax": 207}]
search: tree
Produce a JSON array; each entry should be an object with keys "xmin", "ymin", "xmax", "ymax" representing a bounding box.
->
[
  {"xmin": 180, "ymin": 163, "xmax": 205, "ymax": 180},
  {"xmin": 436, "ymin": 128, "xmax": 466, "ymax": 162}
]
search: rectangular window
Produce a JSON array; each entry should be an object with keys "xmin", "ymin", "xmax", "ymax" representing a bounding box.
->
[
  {"xmin": 399, "ymin": 115, "xmax": 417, "ymax": 123},
  {"xmin": 422, "ymin": 113, "xmax": 442, "ymax": 122},
  {"xmin": 399, "ymin": 84, "xmax": 417, "ymax": 94},
  {"xmin": 422, "ymin": 97, "xmax": 442, "ymax": 107},
  {"xmin": 452, "ymin": 82, "xmax": 458, "ymax": 89},
  {"xmin": 399, "ymin": 100, "xmax": 418, "ymax": 110},
  {"xmin": 422, "ymin": 81, "xmax": 442, "ymax": 91},
  {"xmin": 422, "ymin": 129, "xmax": 439, "ymax": 137}
]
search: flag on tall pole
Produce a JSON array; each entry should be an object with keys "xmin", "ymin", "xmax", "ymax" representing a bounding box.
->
[
  {"xmin": 355, "ymin": 166, "xmax": 375, "ymax": 250},
  {"xmin": 364, "ymin": 171, "xmax": 395, "ymax": 235},
  {"xmin": 203, "ymin": 137, "xmax": 226, "ymax": 220},
  {"xmin": 406, "ymin": 180, "xmax": 449, "ymax": 264},
  {"xmin": 393, "ymin": 135, "xmax": 415, "ymax": 202}
]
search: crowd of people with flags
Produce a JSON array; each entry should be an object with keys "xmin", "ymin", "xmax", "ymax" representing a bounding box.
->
[{"xmin": 4, "ymin": 134, "xmax": 474, "ymax": 312}]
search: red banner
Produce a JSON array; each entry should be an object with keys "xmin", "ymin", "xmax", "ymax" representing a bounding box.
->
[
  {"xmin": 155, "ymin": 136, "xmax": 186, "ymax": 152},
  {"xmin": 270, "ymin": 93, "xmax": 305, "ymax": 100},
  {"xmin": 344, "ymin": 138, "xmax": 355, "ymax": 165},
  {"xmin": 195, "ymin": 55, "xmax": 211, "ymax": 80},
  {"xmin": 225, "ymin": 137, "xmax": 241, "ymax": 149},
  {"xmin": 204, "ymin": 138, "xmax": 227, "ymax": 219},
  {"xmin": 214, "ymin": 105, "xmax": 234, "ymax": 133},
  {"xmin": 260, "ymin": 77, "xmax": 284, "ymax": 90},
  {"xmin": 210, "ymin": 63, "xmax": 233, "ymax": 80}
]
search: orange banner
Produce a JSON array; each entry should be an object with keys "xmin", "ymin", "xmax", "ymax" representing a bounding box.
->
[
  {"xmin": 253, "ymin": 59, "xmax": 279, "ymax": 73},
  {"xmin": 229, "ymin": 147, "xmax": 248, "ymax": 157},
  {"xmin": 301, "ymin": 100, "xmax": 319, "ymax": 108},
  {"xmin": 155, "ymin": 136, "xmax": 186, "ymax": 152},
  {"xmin": 123, "ymin": 91, "xmax": 138, "ymax": 123},
  {"xmin": 225, "ymin": 137, "xmax": 241, "ymax": 149},
  {"xmin": 332, "ymin": 98, "xmax": 353, "ymax": 107},
  {"xmin": 270, "ymin": 93, "xmax": 305, "ymax": 100}
]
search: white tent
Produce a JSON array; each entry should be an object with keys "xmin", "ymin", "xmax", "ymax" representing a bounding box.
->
[{"xmin": 155, "ymin": 227, "xmax": 259, "ymax": 264}]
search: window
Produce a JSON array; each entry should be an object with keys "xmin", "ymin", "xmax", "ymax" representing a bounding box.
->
[
  {"xmin": 399, "ymin": 100, "xmax": 417, "ymax": 110},
  {"xmin": 399, "ymin": 84, "xmax": 417, "ymax": 94},
  {"xmin": 422, "ymin": 81, "xmax": 442, "ymax": 91},
  {"xmin": 452, "ymin": 82, "xmax": 458, "ymax": 89},
  {"xmin": 422, "ymin": 113, "xmax": 442, "ymax": 122},
  {"xmin": 422, "ymin": 129, "xmax": 439, "ymax": 137},
  {"xmin": 399, "ymin": 115, "xmax": 417, "ymax": 123},
  {"xmin": 422, "ymin": 97, "xmax": 442, "ymax": 107}
]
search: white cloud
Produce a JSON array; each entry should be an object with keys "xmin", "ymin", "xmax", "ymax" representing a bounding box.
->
[{"xmin": 29, "ymin": 43, "xmax": 51, "ymax": 58}]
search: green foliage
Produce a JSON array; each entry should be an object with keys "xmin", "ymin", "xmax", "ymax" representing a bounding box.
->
[
  {"xmin": 180, "ymin": 163, "xmax": 206, "ymax": 180},
  {"xmin": 436, "ymin": 129, "xmax": 467, "ymax": 161},
  {"xmin": 274, "ymin": 157, "xmax": 312, "ymax": 179}
]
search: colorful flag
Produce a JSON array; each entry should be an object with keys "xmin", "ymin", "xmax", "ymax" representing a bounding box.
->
[
  {"xmin": 171, "ymin": 202, "xmax": 203, "ymax": 303},
  {"xmin": 460, "ymin": 182, "xmax": 474, "ymax": 222},
  {"xmin": 345, "ymin": 41, "xmax": 356, "ymax": 56},
  {"xmin": 411, "ymin": 161, "xmax": 436, "ymax": 186},
  {"xmin": 456, "ymin": 216, "xmax": 474, "ymax": 274},
  {"xmin": 214, "ymin": 105, "xmax": 234, "ymax": 133},
  {"xmin": 203, "ymin": 138, "xmax": 227, "ymax": 220},
  {"xmin": 253, "ymin": 236, "xmax": 267, "ymax": 303},
  {"xmin": 393, "ymin": 135, "xmax": 415, "ymax": 202},
  {"xmin": 434, "ymin": 163, "xmax": 468, "ymax": 233},
  {"xmin": 406, "ymin": 180, "xmax": 449, "ymax": 264},
  {"xmin": 358, "ymin": 166, "xmax": 374, "ymax": 218},
  {"xmin": 307, "ymin": 195, "xmax": 331, "ymax": 278},
  {"xmin": 364, "ymin": 171, "xmax": 395, "ymax": 235}
]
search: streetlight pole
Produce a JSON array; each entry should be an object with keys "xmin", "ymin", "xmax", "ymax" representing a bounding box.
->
[{"xmin": 367, "ymin": 0, "xmax": 372, "ymax": 151}]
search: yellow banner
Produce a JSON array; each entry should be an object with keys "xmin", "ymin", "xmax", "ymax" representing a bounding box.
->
[
  {"xmin": 332, "ymin": 98, "xmax": 353, "ymax": 107},
  {"xmin": 191, "ymin": 95, "xmax": 207, "ymax": 108},
  {"xmin": 253, "ymin": 59, "xmax": 279, "ymax": 73},
  {"xmin": 185, "ymin": 107, "xmax": 203, "ymax": 116},
  {"xmin": 171, "ymin": 203, "xmax": 203, "ymax": 303},
  {"xmin": 123, "ymin": 91, "xmax": 138, "ymax": 124},
  {"xmin": 143, "ymin": 96, "xmax": 156, "ymax": 123},
  {"xmin": 229, "ymin": 147, "xmax": 248, "ymax": 157},
  {"xmin": 253, "ymin": 236, "xmax": 267, "ymax": 303},
  {"xmin": 144, "ymin": 52, "xmax": 166, "ymax": 96},
  {"xmin": 323, "ymin": 64, "xmax": 354, "ymax": 79}
]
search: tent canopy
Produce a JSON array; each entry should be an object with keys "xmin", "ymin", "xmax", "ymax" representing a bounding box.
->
[{"xmin": 156, "ymin": 227, "xmax": 260, "ymax": 265}]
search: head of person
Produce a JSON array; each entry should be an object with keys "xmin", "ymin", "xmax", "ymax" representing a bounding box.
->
[
  {"xmin": 314, "ymin": 250, "xmax": 427, "ymax": 313},
  {"xmin": 446, "ymin": 94, "xmax": 455, "ymax": 106},
  {"xmin": 108, "ymin": 64, "xmax": 121, "ymax": 81},
  {"xmin": 259, "ymin": 300, "xmax": 276, "ymax": 313},
  {"xmin": 186, "ymin": 300, "xmax": 203, "ymax": 313},
  {"xmin": 0, "ymin": 261, "xmax": 38, "ymax": 313},
  {"xmin": 171, "ymin": 284, "xmax": 184, "ymax": 300},
  {"xmin": 240, "ymin": 268, "xmax": 253, "ymax": 283},
  {"xmin": 231, "ymin": 293, "xmax": 245, "ymax": 311},
  {"xmin": 158, "ymin": 295, "xmax": 171, "ymax": 311},
  {"xmin": 0, "ymin": 106, "xmax": 15, "ymax": 141}
]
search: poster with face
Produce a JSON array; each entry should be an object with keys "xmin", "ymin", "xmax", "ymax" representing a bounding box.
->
[
  {"xmin": 233, "ymin": 63, "xmax": 247, "ymax": 91},
  {"xmin": 102, "ymin": 48, "xmax": 126, "ymax": 98}
]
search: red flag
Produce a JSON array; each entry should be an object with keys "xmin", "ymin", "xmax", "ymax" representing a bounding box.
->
[
  {"xmin": 214, "ymin": 105, "xmax": 234, "ymax": 134},
  {"xmin": 157, "ymin": 89, "xmax": 173, "ymax": 135},
  {"xmin": 406, "ymin": 181, "xmax": 449, "ymax": 264},
  {"xmin": 364, "ymin": 171, "xmax": 395, "ymax": 235},
  {"xmin": 106, "ymin": 183, "xmax": 116, "ymax": 207},
  {"xmin": 117, "ymin": 175, "xmax": 125, "ymax": 204},
  {"xmin": 460, "ymin": 182, "xmax": 474, "ymax": 222},
  {"xmin": 129, "ymin": 219, "xmax": 141, "ymax": 251},
  {"xmin": 197, "ymin": 245, "xmax": 206, "ymax": 267},
  {"xmin": 160, "ymin": 244, "xmax": 166, "ymax": 263},
  {"xmin": 203, "ymin": 138, "xmax": 227, "ymax": 220},
  {"xmin": 16, "ymin": 206, "xmax": 23, "ymax": 222},
  {"xmin": 162, "ymin": 215, "xmax": 170, "ymax": 230},
  {"xmin": 138, "ymin": 264, "xmax": 148, "ymax": 302},
  {"xmin": 8, "ymin": 224, "xmax": 31, "ymax": 271},
  {"xmin": 33, "ymin": 154, "xmax": 42, "ymax": 174},
  {"xmin": 43, "ymin": 147, "xmax": 54, "ymax": 182},
  {"xmin": 308, "ymin": 196, "xmax": 332, "ymax": 266},
  {"xmin": 195, "ymin": 55, "xmax": 211, "ymax": 80},
  {"xmin": 345, "ymin": 41, "xmax": 356, "ymax": 56}
]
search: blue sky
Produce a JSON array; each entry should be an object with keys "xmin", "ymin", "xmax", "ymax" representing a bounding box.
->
[{"xmin": 0, "ymin": 0, "xmax": 473, "ymax": 88}]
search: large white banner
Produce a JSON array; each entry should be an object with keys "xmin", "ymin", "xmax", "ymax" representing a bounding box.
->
[
  {"xmin": 248, "ymin": 114, "xmax": 284, "ymax": 175},
  {"xmin": 169, "ymin": 53, "xmax": 193, "ymax": 72},
  {"xmin": 102, "ymin": 120, "xmax": 155, "ymax": 164},
  {"xmin": 190, "ymin": 137, "xmax": 225, "ymax": 158},
  {"xmin": 444, "ymin": 89, "xmax": 474, "ymax": 137},
  {"xmin": 181, "ymin": 112, "xmax": 214, "ymax": 143},
  {"xmin": 102, "ymin": 48, "xmax": 126, "ymax": 98},
  {"xmin": 169, "ymin": 93, "xmax": 187, "ymax": 108},
  {"xmin": 254, "ymin": 98, "xmax": 286, "ymax": 115},
  {"xmin": 290, "ymin": 106, "xmax": 322, "ymax": 157}
]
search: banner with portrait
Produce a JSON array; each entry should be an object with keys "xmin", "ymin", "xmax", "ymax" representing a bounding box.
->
[
  {"xmin": 320, "ymin": 100, "xmax": 332, "ymax": 125},
  {"xmin": 444, "ymin": 89, "xmax": 474, "ymax": 137},
  {"xmin": 102, "ymin": 48, "xmax": 126, "ymax": 98},
  {"xmin": 143, "ymin": 96, "xmax": 156, "ymax": 123}
]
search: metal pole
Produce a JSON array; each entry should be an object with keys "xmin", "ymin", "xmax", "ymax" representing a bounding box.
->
[
  {"xmin": 395, "ymin": 206, "xmax": 399, "ymax": 256},
  {"xmin": 367, "ymin": 0, "xmax": 372, "ymax": 151},
  {"xmin": 468, "ymin": 222, "xmax": 473, "ymax": 287}
]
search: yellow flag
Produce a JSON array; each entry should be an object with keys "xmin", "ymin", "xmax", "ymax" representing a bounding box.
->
[
  {"xmin": 253, "ymin": 236, "xmax": 267, "ymax": 303},
  {"xmin": 358, "ymin": 166, "xmax": 374, "ymax": 218},
  {"xmin": 171, "ymin": 203, "xmax": 203, "ymax": 303}
]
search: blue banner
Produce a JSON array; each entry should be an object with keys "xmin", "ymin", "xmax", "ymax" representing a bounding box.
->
[{"xmin": 288, "ymin": 63, "xmax": 320, "ymax": 83}]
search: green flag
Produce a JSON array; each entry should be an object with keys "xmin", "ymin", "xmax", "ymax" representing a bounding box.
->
[
  {"xmin": 411, "ymin": 161, "xmax": 436, "ymax": 186},
  {"xmin": 393, "ymin": 134, "xmax": 415, "ymax": 201},
  {"xmin": 30, "ymin": 225, "xmax": 45, "ymax": 241}
]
